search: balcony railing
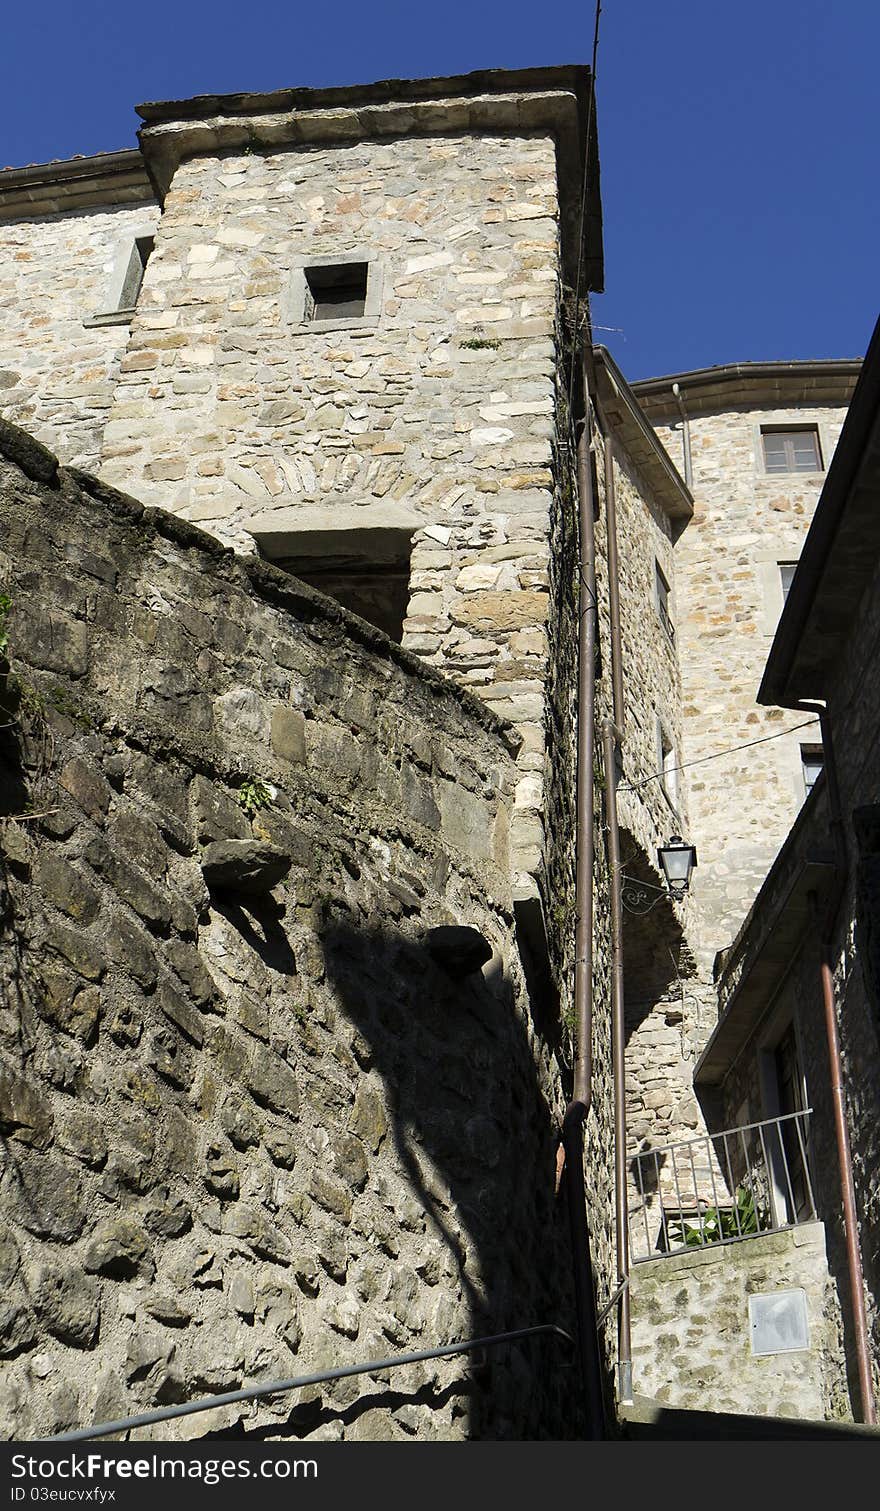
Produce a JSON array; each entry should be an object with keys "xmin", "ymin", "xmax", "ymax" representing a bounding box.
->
[{"xmin": 628, "ymin": 1109, "xmax": 816, "ymax": 1264}]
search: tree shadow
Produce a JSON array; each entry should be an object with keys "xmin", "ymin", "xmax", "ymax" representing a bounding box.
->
[{"xmin": 318, "ymin": 908, "xmax": 579, "ymax": 1439}]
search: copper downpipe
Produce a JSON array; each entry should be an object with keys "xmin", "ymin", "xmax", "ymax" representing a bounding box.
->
[
  {"xmin": 602, "ymin": 710, "xmax": 632, "ymax": 1404},
  {"xmin": 561, "ymin": 358, "xmax": 605, "ymax": 1439},
  {"xmin": 800, "ymin": 701, "xmax": 877, "ymax": 1423},
  {"xmin": 602, "ymin": 431, "xmax": 625, "ymax": 736},
  {"xmin": 597, "ymin": 407, "xmax": 633, "ymax": 1404}
]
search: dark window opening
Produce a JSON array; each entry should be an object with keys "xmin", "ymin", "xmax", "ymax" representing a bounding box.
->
[
  {"xmin": 119, "ymin": 235, "xmax": 154, "ymax": 310},
  {"xmin": 257, "ymin": 527, "xmax": 413, "ymax": 642},
  {"xmin": 304, "ymin": 262, "xmax": 369, "ymax": 322},
  {"xmin": 761, "ymin": 427, "xmax": 823, "ymax": 474},
  {"xmin": 286, "ymin": 563, "xmax": 409, "ymax": 641}
]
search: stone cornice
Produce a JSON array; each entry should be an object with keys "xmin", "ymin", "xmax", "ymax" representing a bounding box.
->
[
  {"xmin": 633, "ymin": 358, "xmax": 862, "ymax": 420},
  {"xmin": 135, "ymin": 66, "xmax": 603, "ymax": 290},
  {"xmin": 0, "ymin": 150, "xmax": 153, "ymax": 220}
]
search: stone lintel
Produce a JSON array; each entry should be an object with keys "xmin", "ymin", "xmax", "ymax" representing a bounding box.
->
[{"xmin": 244, "ymin": 502, "xmax": 420, "ymax": 568}]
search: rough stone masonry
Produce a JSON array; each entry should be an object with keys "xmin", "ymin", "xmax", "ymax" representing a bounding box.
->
[{"xmin": 0, "ymin": 429, "xmax": 590, "ymax": 1440}]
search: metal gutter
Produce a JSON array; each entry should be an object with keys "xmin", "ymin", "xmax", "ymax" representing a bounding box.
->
[
  {"xmin": 592, "ymin": 346, "xmax": 692, "ymax": 522},
  {"xmin": 632, "ymin": 358, "xmax": 862, "ymax": 421}
]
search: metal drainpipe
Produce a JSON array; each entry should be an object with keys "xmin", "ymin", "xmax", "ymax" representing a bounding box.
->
[
  {"xmin": 672, "ymin": 382, "xmax": 693, "ymax": 492},
  {"xmin": 603, "ymin": 430, "xmax": 625, "ymax": 736},
  {"xmin": 593, "ymin": 383, "xmax": 633, "ymax": 1404},
  {"xmin": 561, "ymin": 353, "xmax": 605, "ymax": 1440},
  {"xmin": 798, "ymin": 700, "xmax": 877, "ymax": 1424},
  {"xmin": 602, "ymin": 709, "xmax": 632, "ymax": 1406}
]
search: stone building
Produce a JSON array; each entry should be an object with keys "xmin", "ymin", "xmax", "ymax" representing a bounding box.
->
[
  {"xmin": 0, "ymin": 63, "xmax": 876, "ymax": 1438},
  {"xmin": 697, "ymin": 316, "xmax": 880, "ymax": 1423},
  {"xmin": 0, "ymin": 65, "xmax": 670, "ymax": 1442}
]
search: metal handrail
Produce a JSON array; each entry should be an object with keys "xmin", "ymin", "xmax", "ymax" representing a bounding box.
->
[
  {"xmin": 52, "ymin": 1324, "xmax": 574, "ymax": 1442},
  {"xmin": 629, "ymin": 1109, "xmax": 816, "ymax": 1264}
]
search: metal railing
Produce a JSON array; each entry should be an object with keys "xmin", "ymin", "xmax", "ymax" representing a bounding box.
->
[
  {"xmin": 628, "ymin": 1109, "xmax": 816, "ymax": 1263},
  {"xmin": 51, "ymin": 1324, "xmax": 573, "ymax": 1442}
]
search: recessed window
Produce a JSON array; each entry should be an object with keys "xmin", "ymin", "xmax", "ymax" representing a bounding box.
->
[
  {"xmin": 85, "ymin": 229, "xmax": 155, "ymax": 328},
  {"xmin": 655, "ymin": 561, "xmax": 675, "ymax": 642},
  {"xmin": 779, "ymin": 562, "xmax": 798, "ymax": 603},
  {"xmin": 801, "ymin": 745, "xmax": 824, "ymax": 797},
  {"xmin": 761, "ymin": 427, "xmax": 823, "ymax": 474},
  {"xmin": 658, "ymin": 723, "xmax": 679, "ymax": 809},
  {"xmin": 304, "ymin": 262, "xmax": 368, "ymax": 322},
  {"xmin": 285, "ymin": 252, "xmax": 382, "ymax": 333},
  {"xmin": 118, "ymin": 236, "xmax": 154, "ymax": 311}
]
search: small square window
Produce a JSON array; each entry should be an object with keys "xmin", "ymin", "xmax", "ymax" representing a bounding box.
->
[
  {"xmin": 801, "ymin": 745, "xmax": 824, "ymax": 797},
  {"xmin": 285, "ymin": 252, "xmax": 382, "ymax": 333},
  {"xmin": 779, "ymin": 562, "xmax": 798, "ymax": 603},
  {"xmin": 655, "ymin": 561, "xmax": 674, "ymax": 642},
  {"xmin": 761, "ymin": 428, "xmax": 823, "ymax": 474},
  {"xmin": 304, "ymin": 261, "xmax": 368, "ymax": 322}
]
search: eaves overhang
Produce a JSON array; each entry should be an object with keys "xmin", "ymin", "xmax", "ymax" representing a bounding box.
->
[
  {"xmin": 632, "ymin": 359, "xmax": 862, "ymax": 422},
  {"xmin": 695, "ymin": 783, "xmax": 833, "ymax": 1088},
  {"xmin": 134, "ymin": 65, "xmax": 603, "ymax": 290},
  {"xmin": 0, "ymin": 149, "xmax": 154, "ymax": 221},
  {"xmin": 759, "ymin": 315, "xmax": 880, "ymax": 709},
  {"xmin": 592, "ymin": 345, "xmax": 692, "ymax": 522}
]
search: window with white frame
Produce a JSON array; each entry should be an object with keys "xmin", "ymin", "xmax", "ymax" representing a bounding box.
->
[{"xmin": 285, "ymin": 251, "xmax": 383, "ymax": 332}]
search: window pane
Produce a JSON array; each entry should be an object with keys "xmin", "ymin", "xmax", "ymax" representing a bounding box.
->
[
  {"xmin": 762, "ymin": 433, "xmax": 788, "ymax": 470},
  {"xmin": 779, "ymin": 563, "xmax": 797, "ymax": 601},
  {"xmin": 762, "ymin": 428, "xmax": 821, "ymax": 474},
  {"xmin": 790, "ymin": 433, "xmax": 821, "ymax": 470}
]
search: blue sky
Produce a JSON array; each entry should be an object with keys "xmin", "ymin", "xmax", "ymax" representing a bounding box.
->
[{"xmin": 2, "ymin": 1, "xmax": 876, "ymax": 379}]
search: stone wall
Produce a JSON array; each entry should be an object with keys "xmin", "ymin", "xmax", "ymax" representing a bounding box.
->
[
  {"xmin": 94, "ymin": 131, "xmax": 562, "ymax": 886},
  {"xmin": 0, "ymin": 202, "xmax": 160, "ymax": 469},
  {"xmin": 0, "ymin": 428, "xmax": 587, "ymax": 1441},
  {"xmin": 630, "ymin": 1223, "xmax": 848, "ymax": 1420},
  {"xmin": 653, "ymin": 404, "xmax": 848, "ymax": 966}
]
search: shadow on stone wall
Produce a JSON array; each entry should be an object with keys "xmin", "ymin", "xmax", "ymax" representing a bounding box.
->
[{"xmin": 318, "ymin": 910, "xmax": 577, "ymax": 1440}]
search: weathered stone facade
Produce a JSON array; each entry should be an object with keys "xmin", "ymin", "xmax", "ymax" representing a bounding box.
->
[
  {"xmin": 630, "ymin": 1224, "xmax": 847, "ymax": 1420},
  {"xmin": 704, "ymin": 338, "xmax": 880, "ymax": 1414},
  {"xmin": 1, "ymin": 63, "xmax": 874, "ymax": 1439},
  {"xmin": 635, "ymin": 375, "xmax": 857, "ymax": 963},
  {"xmin": 0, "ymin": 158, "xmax": 158, "ymax": 469},
  {"xmin": 0, "ymin": 437, "xmax": 590, "ymax": 1440}
]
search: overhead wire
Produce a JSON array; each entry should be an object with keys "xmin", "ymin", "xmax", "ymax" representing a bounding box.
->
[
  {"xmin": 565, "ymin": 0, "xmax": 603, "ymax": 443},
  {"xmin": 618, "ymin": 716, "xmax": 821, "ymax": 792}
]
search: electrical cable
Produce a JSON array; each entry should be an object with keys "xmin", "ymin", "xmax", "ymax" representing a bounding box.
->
[
  {"xmin": 565, "ymin": 0, "xmax": 603, "ymax": 441},
  {"xmin": 618, "ymin": 715, "xmax": 821, "ymax": 792}
]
